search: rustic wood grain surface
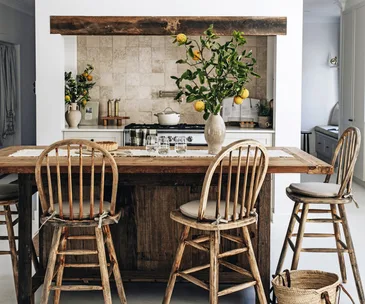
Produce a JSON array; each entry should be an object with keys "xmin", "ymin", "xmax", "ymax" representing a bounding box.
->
[
  {"xmin": 50, "ymin": 16, "xmax": 287, "ymax": 36},
  {"xmin": 0, "ymin": 146, "xmax": 332, "ymax": 175}
]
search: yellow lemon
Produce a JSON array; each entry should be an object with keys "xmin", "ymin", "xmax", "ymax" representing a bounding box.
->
[
  {"xmin": 239, "ymin": 88, "xmax": 249, "ymax": 99},
  {"xmin": 233, "ymin": 95, "xmax": 244, "ymax": 105},
  {"xmin": 82, "ymin": 72, "xmax": 88, "ymax": 78},
  {"xmin": 194, "ymin": 100, "xmax": 205, "ymax": 112},
  {"xmin": 65, "ymin": 95, "xmax": 71, "ymax": 102},
  {"xmin": 82, "ymin": 100, "xmax": 87, "ymax": 106},
  {"xmin": 176, "ymin": 33, "xmax": 187, "ymax": 45},
  {"xmin": 193, "ymin": 50, "xmax": 201, "ymax": 61},
  {"xmin": 87, "ymin": 75, "xmax": 93, "ymax": 81}
]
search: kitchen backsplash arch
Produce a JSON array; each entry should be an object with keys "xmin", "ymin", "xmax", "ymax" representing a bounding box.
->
[{"xmin": 76, "ymin": 35, "xmax": 267, "ymax": 124}]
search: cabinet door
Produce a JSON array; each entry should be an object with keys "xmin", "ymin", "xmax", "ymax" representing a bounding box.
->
[
  {"xmin": 341, "ymin": 11, "xmax": 354, "ymax": 129},
  {"xmin": 315, "ymin": 132, "xmax": 325, "ymax": 156},
  {"xmin": 223, "ymin": 133, "xmax": 273, "ymax": 147},
  {"xmin": 63, "ymin": 131, "xmax": 123, "ymax": 146}
]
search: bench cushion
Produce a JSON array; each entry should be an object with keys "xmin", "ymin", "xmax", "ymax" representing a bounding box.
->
[
  {"xmin": 0, "ymin": 184, "xmax": 18, "ymax": 201},
  {"xmin": 289, "ymin": 182, "xmax": 341, "ymax": 198},
  {"xmin": 180, "ymin": 200, "xmax": 243, "ymax": 221}
]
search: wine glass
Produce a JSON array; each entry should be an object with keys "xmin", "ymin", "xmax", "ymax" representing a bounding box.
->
[
  {"xmin": 175, "ymin": 136, "xmax": 187, "ymax": 154},
  {"xmin": 146, "ymin": 135, "xmax": 158, "ymax": 153},
  {"xmin": 158, "ymin": 137, "xmax": 170, "ymax": 155}
]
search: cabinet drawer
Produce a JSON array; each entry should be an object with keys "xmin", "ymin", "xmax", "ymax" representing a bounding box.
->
[
  {"xmin": 223, "ymin": 132, "xmax": 273, "ymax": 147},
  {"xmin": 63, "ymin": 131, "xmax": 123, "ymax": 146}
]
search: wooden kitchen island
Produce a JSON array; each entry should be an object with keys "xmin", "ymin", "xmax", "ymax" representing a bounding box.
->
[{"xmin": 0, "ymin": 146, "xmax": 332, "ymax": 304}]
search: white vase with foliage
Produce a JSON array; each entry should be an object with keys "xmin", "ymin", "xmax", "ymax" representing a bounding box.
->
[{"xmin": 171, "ymin": 25, "xmax": 260, "ymax": 154}]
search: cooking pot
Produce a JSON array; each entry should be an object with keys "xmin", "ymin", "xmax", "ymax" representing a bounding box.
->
[{"xmin": 154, "ymin": 107, "xmax": 180, "ymax": 125}]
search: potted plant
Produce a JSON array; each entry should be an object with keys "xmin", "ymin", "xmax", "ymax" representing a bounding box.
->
[
  {"xmin": 171, "ymin": 25, "xmax": 259, "ymax": 154},
  {"xmin": 256, "ymin": 99, "xmax": 273, "ymax": 129},
  {"xmin": 64, "ymin": 64, "xmax": 95, "ymax": 128}
]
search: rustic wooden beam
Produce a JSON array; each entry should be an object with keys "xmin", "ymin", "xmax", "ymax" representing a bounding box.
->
[{"xmin": 50, "ymin": 16, "xmax": 287, "ymax": 36}]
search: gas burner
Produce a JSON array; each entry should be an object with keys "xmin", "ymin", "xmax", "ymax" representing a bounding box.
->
[{"xmin": 124, "ymin": 123, "xmax": 205, "ymax": 130}]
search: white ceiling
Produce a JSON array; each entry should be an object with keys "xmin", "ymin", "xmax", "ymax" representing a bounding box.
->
[{"xmin": 304, "ymin": 0, "xmax": 342, "ymax": 22}]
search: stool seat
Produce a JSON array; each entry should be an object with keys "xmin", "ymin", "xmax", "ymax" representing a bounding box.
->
[
  {"xmin": 289, "ymin": 182, "xmax": 340, "ymax": 198},
  {"xmin": 0, "ymin": 184, "xmax": 18, "ymax": 201},
  {"xmin": 180, "ymin": 200, "xmax": 245, "ymax": 221}
]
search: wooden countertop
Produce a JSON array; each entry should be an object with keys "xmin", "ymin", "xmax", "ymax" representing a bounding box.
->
[{"xmin": 0, "ymin": 146, "xmax": 332, "ymax": 175}]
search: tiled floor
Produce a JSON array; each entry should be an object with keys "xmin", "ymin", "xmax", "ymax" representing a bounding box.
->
[{"xmin": 0, "ymin": 174, "xmax": 364, "ymax": 303}]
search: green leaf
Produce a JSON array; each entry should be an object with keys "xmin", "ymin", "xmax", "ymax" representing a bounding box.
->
[
  {"xmin": 175, "ymin": 59, "xmax": 185, "ymax": 64},
  {"xmin": 188, "ymin": 47, "xmax": 194, "ymax": 59}
]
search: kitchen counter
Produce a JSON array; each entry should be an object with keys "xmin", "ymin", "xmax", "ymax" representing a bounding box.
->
[
  {"xmin": 0, "ymin": 145, "xmax": 332, "ymax": 301},
  {"xmin": 226, "ymin": 126, "xmax": 275, "ymax": 133},
  {"xmin": 62, "ymin": 125, "xmax": 125, "ymax": 132}
]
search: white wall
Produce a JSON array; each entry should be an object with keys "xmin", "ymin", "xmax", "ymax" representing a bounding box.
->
[
  {"xmin": 0, "ymin": 3, "xmax": 36, "ymax": 145},
  {"xmin": 35, "ymin": 0, "xmax": 304, "ymax": 216},
  {"xmin": 302, "ymin": 21, "xmax": 340, "ymax": 154},
  {"xmin": 346, "ymin": 0, "xmax": 365, "ymax": 9}
]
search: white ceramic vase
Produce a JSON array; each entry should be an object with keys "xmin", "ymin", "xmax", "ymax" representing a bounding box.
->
[
  {"xmin": 204, "ymin": 113, "xmax": 226, "ymax": 155},
  {"xmin": 65, "ymin": 103, "xmax": 82, "ymax": 128}
]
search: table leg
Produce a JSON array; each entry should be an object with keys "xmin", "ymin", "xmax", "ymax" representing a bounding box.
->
[
  {"xmin": 18, "ymin": 174, "xmax": 33, "ymax": 304},
  {"xmin": 257, "ymin": 174, "xmax": 271, "ymax": 302}
]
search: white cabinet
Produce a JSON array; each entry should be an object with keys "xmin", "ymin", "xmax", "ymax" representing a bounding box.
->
[
  {"xmin": 63, "ymin": 130, "xmax": 124, "ymax": 146},
  {"xmin": 341, "ymin": 4, "xmax": 365, "ymax": 180},
  {"xmin": 224, "ymin": 131, "xmax": 273, "ymax": 146}
]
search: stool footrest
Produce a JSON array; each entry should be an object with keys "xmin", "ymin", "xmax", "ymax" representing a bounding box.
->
[
  {"xmin": 177, "ymin": 273, "xmax": 209, "ymax": 290},
  {"xmin": 219, "ymin": 260, "xmax": 253, "ymax": 278},
  {"xmin": 50, "ymin": 285, "xmax": 103, "ymax": 291},
  {"xmin": 218, "ymin": 247, "xmax": 248, "ymax": 259},
  {"xmin": 57, "ymin": 250, "xmax": 98, "ymax": 255},
  {"xmin": 218, "ymin": 281, "xmax": 256, "ymax": 297},
  {"xmin": 301, "ymin": 248, "xmax": 349, "ymax": 253}
]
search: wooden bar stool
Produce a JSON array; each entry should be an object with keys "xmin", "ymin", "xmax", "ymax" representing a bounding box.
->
[
  {"xmin": 274, "ymin": 127, "xmax": 365, "ymax": 303},
  {"xmin": 163, "ymin": 140, "xmax": 269, "ymax": 304},
  {"xmin": 35, "ymin": 139, "xmax": 127, "ymax": 304},
  {"xmin": 0, "ymin": 184, "xmax": 40, "ymax": 301},
  {"xmin": 0, "ymin": 184, "xmax": 20, "ymax": 298}
]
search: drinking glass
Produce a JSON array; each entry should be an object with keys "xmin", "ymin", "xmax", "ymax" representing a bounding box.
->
[
  {"xmin": 158, "ymin": 137, "xmax": 170, "ymax": 155},
  {"xmin": 146, "ymin": 135, "xmax": 158, "ymax": 153},
  {"xmin": 175, "ymin": 136, "xmax": 187, "ymax": 154}
]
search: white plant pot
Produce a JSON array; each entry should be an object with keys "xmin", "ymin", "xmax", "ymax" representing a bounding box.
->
[
  {"xmin": 65, "ymin": 103, "xmax": 82, "ymax": 128},
  {"xmin": 204, "ymin": 113, "xmax": 226, "ymax": 155}
]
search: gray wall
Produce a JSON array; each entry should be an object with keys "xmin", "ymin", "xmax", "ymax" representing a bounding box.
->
[{"xmin": 0, "ymin": 3, "xmax": 35, "ymax": 146}]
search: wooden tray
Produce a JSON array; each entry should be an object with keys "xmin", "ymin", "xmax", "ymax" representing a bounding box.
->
[{"xmin": 101, "ymin": 116, "xmax": 130, "ymax": 126}]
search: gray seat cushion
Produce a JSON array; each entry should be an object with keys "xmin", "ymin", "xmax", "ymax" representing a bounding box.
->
[
  {"xmin": 49, "ymin": 200, "xmax": 110, "ymax": 219},
  {"xmin": 0, "ymin": 184, "xmax": 18, "ymax": 200},
  {"xmin": 289, "ymin": 182, "xmax": 341, "ymax": 198},
  {"xmin": 180, "ymin": 200, "xmax": 243, "ymax": 221}
]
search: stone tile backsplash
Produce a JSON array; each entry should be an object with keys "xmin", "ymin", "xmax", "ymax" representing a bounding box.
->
[{"xmin": 77, "ymin": 35, "xmax": 267, "ymax": 124}]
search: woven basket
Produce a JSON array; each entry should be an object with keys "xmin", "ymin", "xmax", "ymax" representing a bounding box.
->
[{"xmin": 272, "ymin": 270, "xmax": 340, "ymax": 304}]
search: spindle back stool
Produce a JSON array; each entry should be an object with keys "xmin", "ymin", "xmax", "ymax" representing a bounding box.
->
[
  {"xmin": 0, "ymin": 184, "xmax": 39, "ymax": 300},
  {"xmin": 274, "ymin": 126, "xmax": 364, "ymax": 303},
  {"xmin": 35, "ymin": 139, "xmax": 127, "ymax": 304},
  {"xmin": 163, "ymin": 140, "xmax": 269, "ymax": 304}
]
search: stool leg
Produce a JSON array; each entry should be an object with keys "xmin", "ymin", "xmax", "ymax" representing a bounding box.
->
[
  {"xmin": 243, "ymin": 226, "xmax": 267, "ymax": 304},
  {"xmin": 103, "ymin": 225, "xmax": 127, "ymax": 304},
  {"xmin": 163, "ymin": 225, "xmax": 190, "ymax": 304},
  {"xmin": 95, "ymin": 227, "xmax": 112, "ymax": 304},
  {"xmin": 306, "ymin": 134, "xmax": 310, "ymax": 153},
  {"xmin": 338, "ymin": 205, "xmax": 365, "ymax": 303},
  {"xmin": 275, "ymin": 202, "xmax": 300, "ymax": 275},
  {"xmin": 209, "ymin": 230, "xmax": 219, "ymax": 304},
  {"xmin": 4, "ymin": 205, "xmax": 18, "ymax": 298},
  {"xmin": 40, "ymin": 226, "xmax": 62, "ymax": 304},
  {"xmin": 330, "ymin": 204, "xmax": 347, "ymax": 283},
  {"xmin": 291, "ymin": 203, "xmax": 309, "ymax": 270},
  {"xmin": 54, "ymin": 227, "xmax": 68, "ymax": 304}
]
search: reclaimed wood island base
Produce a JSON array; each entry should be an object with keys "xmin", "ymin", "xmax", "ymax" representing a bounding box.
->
[{"xmin": 0, "ymin": 146, "xmax": 332, "ymax": 303}]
